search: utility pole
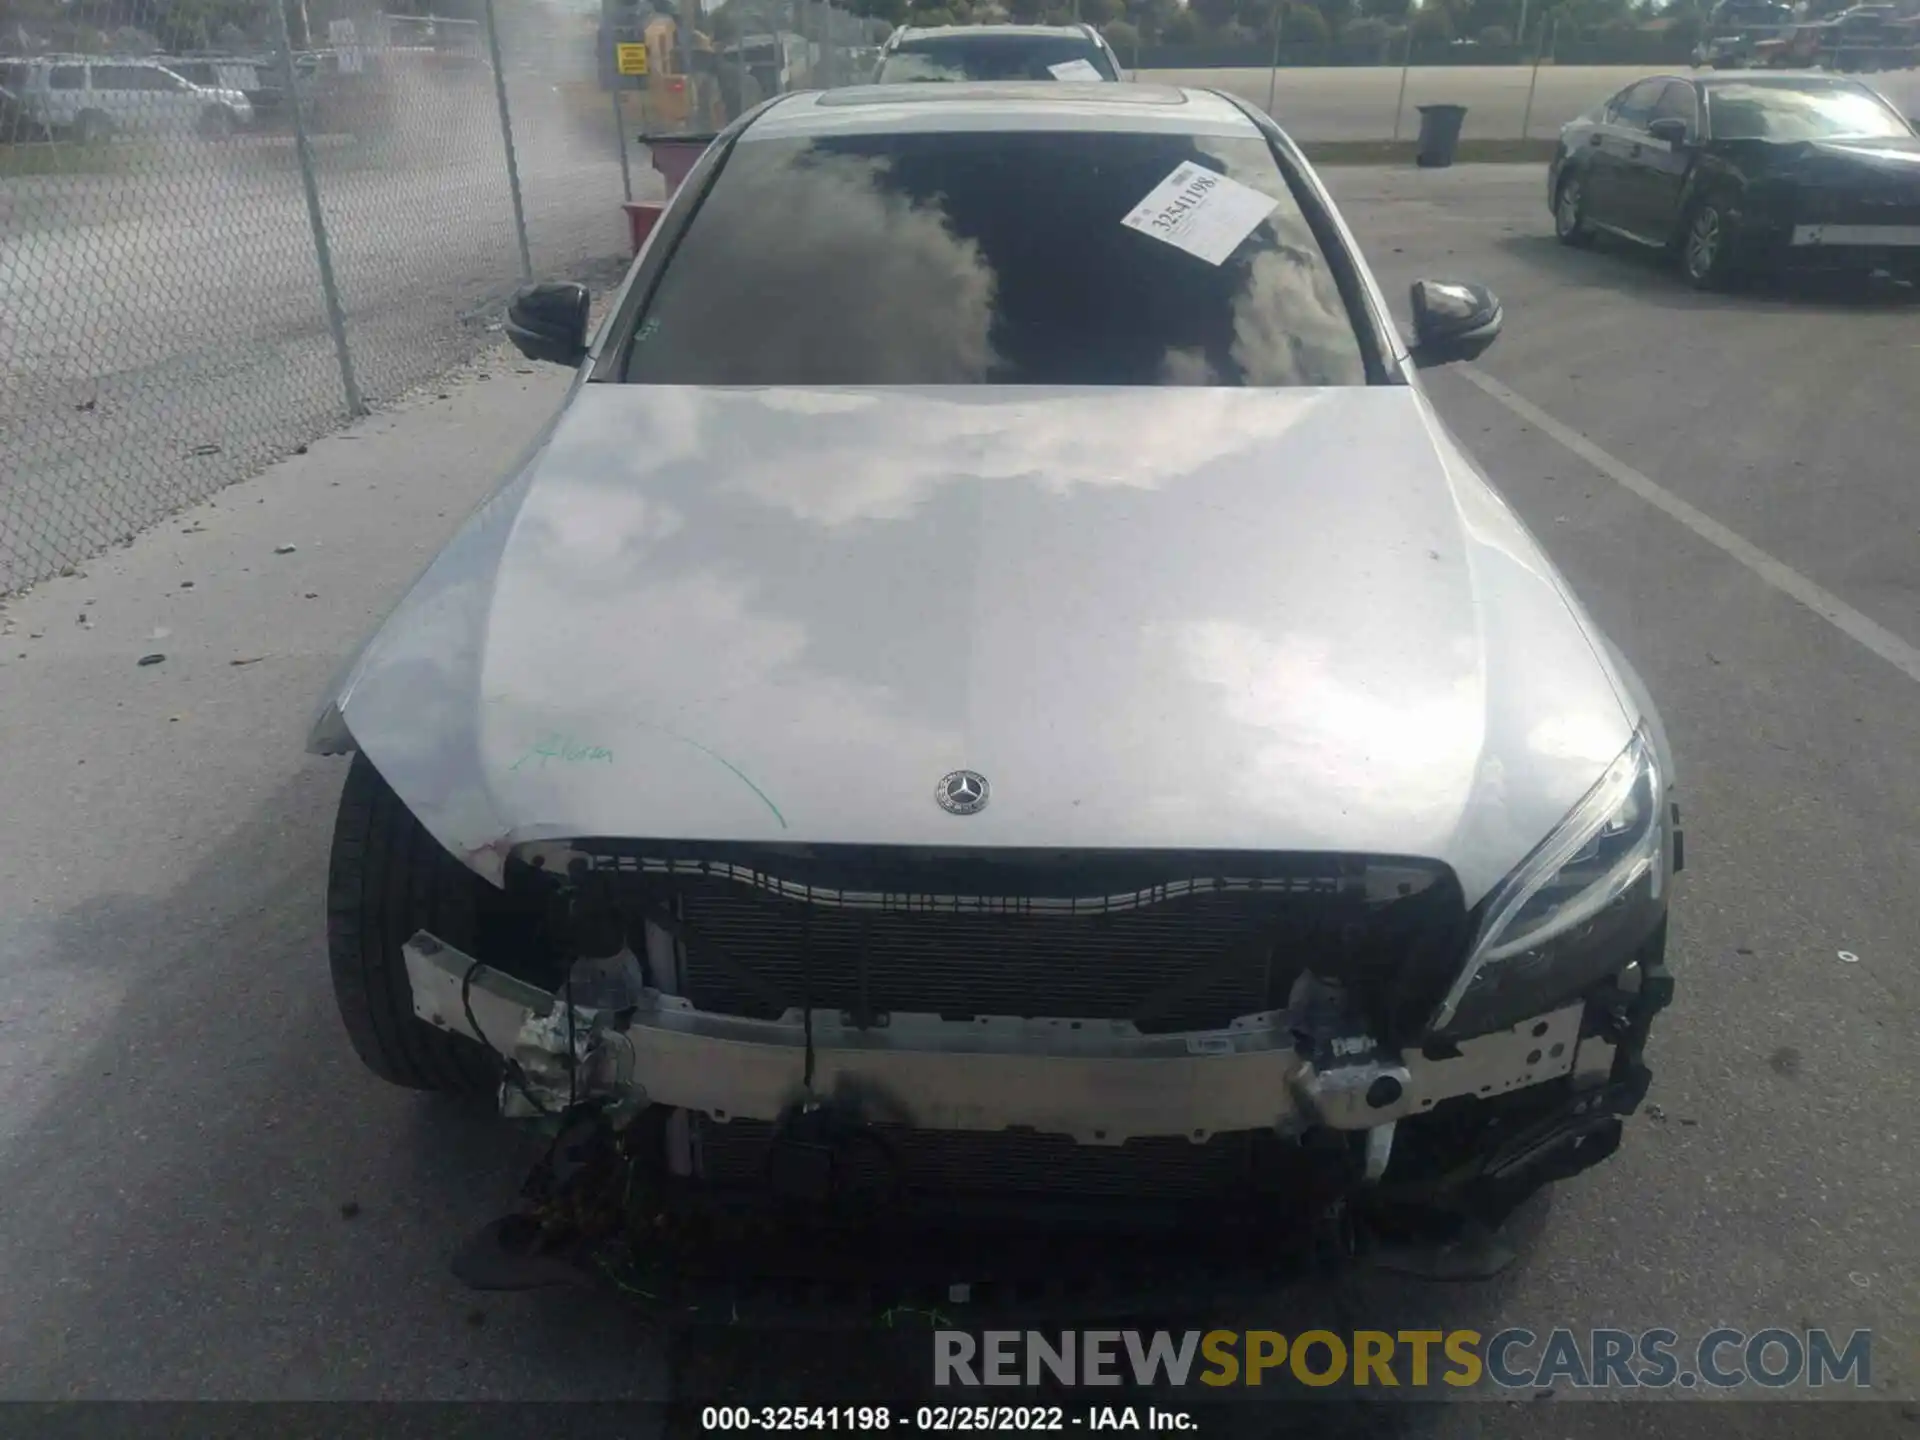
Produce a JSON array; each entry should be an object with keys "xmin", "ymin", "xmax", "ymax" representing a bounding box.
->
[{"xmin": 680, "ymin": 0, "xmax": 704, "ymax": 125}]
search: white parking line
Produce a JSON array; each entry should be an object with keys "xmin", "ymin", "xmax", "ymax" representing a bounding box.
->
[{"xmin": 1459, "ymin": 364, "xmax": 1920, "ymax": 688}]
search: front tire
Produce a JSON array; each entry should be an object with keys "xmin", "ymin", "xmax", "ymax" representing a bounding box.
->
[
  {"xmin": 1554, "ymin": 170, "xmax": 1595, "ymax": 247},
  {"xmin": 326, "ymin": 752, "xmax": 499, "ymax": 1093},
  {"xmin": 1679, "ymin": 197, "xmax": 1737, "ymax": 289}
]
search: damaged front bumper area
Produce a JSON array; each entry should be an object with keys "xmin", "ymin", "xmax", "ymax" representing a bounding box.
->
[{"xmin": 405, "ymin": 923, "xmax": 1673, "ymax": 1238}]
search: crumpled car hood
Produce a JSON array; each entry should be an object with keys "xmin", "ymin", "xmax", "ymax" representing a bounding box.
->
[{"xmin": 316, "ymin": 384, "xmax": 1639, "ymax": 905}]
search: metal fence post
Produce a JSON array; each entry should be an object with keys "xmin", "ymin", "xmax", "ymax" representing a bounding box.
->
[
  {"xmin": 1391, "ymin": 29, "xmax": 1413, "ymax": 142},
  {"xmin": 612, "ymin": 82, "xmax": 634, "ymax": 202},
  {"xmin": 270, "ymin": 0, "xmax": 364, "ymax": 417},
  {"xmin": 1520, "ymin": 18, "xmax": 1548, "ymax": 139},
  {"xmin": 1265, "ymin": 22, "xmax": 1282, "ymax": 117},
  {"xmin": 481, "ymin": 0, "xmax": 533, "ymax": 282}
]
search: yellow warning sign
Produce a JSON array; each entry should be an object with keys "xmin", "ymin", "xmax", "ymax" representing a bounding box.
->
[{"xmin": 616, "ymin": 42, "xmax": 649, "ymax": 76}]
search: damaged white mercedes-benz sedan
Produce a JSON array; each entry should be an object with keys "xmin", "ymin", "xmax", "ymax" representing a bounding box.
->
[{"xmin": 311, "ymin": 84, "xmax": 1680, "ymax": 1280}]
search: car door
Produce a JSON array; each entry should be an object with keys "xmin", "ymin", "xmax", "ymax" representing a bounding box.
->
[
  {"xmin": 87, "ymin": 64, "xmax": 145, "ymax": 130},
  {"xmin": 1585, "ymin": 80, "xmax": 1668, "ymax": 230},
  {"xmin": 149, "ymin": 66, "xmax": 203, "ymax": 131},
  {"xmin": 1617, "ymin": 81, "xmax": 1702, "ymax": 241},
  {"xmin": 43, "ymin": 62, "xmax": 84, "ymax": 129}
]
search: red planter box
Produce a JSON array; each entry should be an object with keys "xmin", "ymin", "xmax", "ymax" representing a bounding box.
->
[
  {"xmin": 623, "ymin": 201, "xmax": 666, "ymax": 255},
  {"xmin": 647, "ymin": 137, "xmax": 712, "ymax": 194},
  {"xmin": 620, "ymin": 137, "xmax": 716, "ymax": 257}
]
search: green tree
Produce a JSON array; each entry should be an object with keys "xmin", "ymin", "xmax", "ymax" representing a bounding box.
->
[
  {"xmin": 1189, "ymin": 0, "xmax": 1240, "ymax": 31},
  {"xmin": 1236, "ymin": 0, "xmax": 1278, "ymax": 35},
  {"xmin": 1161, "ymin": 6, "xmax": 1199, "ymax": 40},
  {"xmin": 1343, "ymin": 13, "xmax": 1390, "ymax": 43},
  {"xmin": 1283, "ymin": 1, "xmax": 1330, "ymax": 38},
  {"xmin": 1314, "ymin": 0, "xmax": 1354, "ymax": 32},
  {"xmin": 1101, "ymin": 16, "xmax": 1139, "ymax": 50},
  {"xmin": 1410, "ymin": 2, "xmax": 1455, "ymax": 41},
  {"xmin": 1359, "ymin": 0, "xmax": 1407, "ymax": 18}
]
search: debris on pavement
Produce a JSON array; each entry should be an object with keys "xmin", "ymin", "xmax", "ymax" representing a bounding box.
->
[
  {"xmin": 137, "ymin": 653, "xmax": 165, "ymax": 666},
  {"xmin": 229, "ymin": 656, "xmax": 267, "ymax": 667},
  {"xmin": 1837, "ymin": 950, "xmax": 1859, "ymax": 964},
  {"xmin": 273, "ymin": 544, "xmax": 297, "ymax": 555}
]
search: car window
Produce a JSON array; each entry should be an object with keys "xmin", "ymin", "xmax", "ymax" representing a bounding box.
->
[
  {"xmin": 1612, "ymin": 80, "xmax": 1669, "ymax": 129},
  {"xmin": 877, "ymin": 36, "xmax": 1118, "ymax": 83},
  {"xmin": 1651, "ymin": 82, "xmax": 1699, "ymax": 135},
  {"xmin": 1705, "ymin": 81, "xmax": 1911, "ymax": 141},
  {"xmin": 94, "ymin": 65, "xmax": 169, "ymax": 91},
  {"xmin": 49, "ymin": 65, "xmax": 85, "ymax": 91},
  {"xmin": 620, "ymin": 129, "xmax": 1369, "ymax": 389}
]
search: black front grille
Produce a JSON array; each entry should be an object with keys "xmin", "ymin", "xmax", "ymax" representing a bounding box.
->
[
  {"xmin": 1794, "ymin": 178, "xmax": 1920, "ymax": 228},
  {"xmin": 565, "ymin": 842, "xmax": 1470, "ymax": 1041}
]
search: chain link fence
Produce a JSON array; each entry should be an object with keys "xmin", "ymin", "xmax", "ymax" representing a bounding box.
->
[{"xmin": 0, "ymin": 0, "xmax": 646, "ymax": 595}]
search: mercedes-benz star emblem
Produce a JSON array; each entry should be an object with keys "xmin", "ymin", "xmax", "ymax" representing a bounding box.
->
[{"xmin": 936, "ymin": 769, "xmax": 990, "ymax": 816}]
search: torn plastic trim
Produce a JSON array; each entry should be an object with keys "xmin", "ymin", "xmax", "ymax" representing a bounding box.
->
[
  {"xmin": 308, "ymin": 698, "xmax": 356, "ymax": 756},
  {"xmin": 404, "ymin": 932, "xmax": 1589, "ymax": 1145}
]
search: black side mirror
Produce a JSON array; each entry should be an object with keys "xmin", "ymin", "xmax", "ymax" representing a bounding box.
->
[
  {"xmin": 1647, "ymin": 116, "xmax": 1690, "ymax": 146},
  {"xmin": 1407, "ymin": 279, "xmax": 1503, "ymax": 368},
  {"xmin": 505, "ymin": 281, "xmax": 589, "ymax": 367}
]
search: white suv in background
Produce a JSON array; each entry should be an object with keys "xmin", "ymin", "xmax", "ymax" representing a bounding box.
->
[{"xmin": 1, "ymin": 56, "xmax": 253, "ymax": 142}]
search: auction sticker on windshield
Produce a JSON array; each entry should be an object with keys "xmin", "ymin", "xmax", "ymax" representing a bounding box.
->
[
  {"xmin": 1048, "ymin": 58, "xmax": 1104, "ymax": 80},
  {"xmin": 1120, "ymin": 162, "xmax": 1278, "ymax": 266}
]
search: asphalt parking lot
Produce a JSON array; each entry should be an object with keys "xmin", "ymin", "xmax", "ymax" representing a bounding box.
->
[{"xmin": 0, "ymin": 156, "xmax": 1915, "ymax": 1429}]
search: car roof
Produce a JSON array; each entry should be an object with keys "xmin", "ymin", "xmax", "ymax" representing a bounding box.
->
[
  {"xmin": 745, "ymin": 83, "xmax": 1259, "ymax": 141},
  {"xmin": 896, "ymin": 24, "xmax": 1095, "ymax": 39},
  {"xmin": 1691, "ymin": 69, "xmax": 1876, "ymax": 86}
]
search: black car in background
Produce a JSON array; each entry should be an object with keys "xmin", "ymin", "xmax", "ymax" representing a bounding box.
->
[{"xmin": 1549, "ymin": 72, "xmax": 1920, "ymax": 289}]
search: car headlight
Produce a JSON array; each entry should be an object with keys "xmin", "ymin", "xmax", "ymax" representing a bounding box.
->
[{"xmin": 1432, "ymin": 726, "xmax": 1669, "ymax": 1039}]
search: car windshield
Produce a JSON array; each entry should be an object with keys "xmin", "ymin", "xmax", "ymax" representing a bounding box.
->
[
  {"xmin": 620, "ymin": 129, "xmax": 1368, "ymax": 388},
  {"xmin": 876, "ymin": 36, "xmax": 1117, "ymax": 83},
  {"xmin": 1706, "ymin": 82, "xmax": 1912, "ymax": 141}
]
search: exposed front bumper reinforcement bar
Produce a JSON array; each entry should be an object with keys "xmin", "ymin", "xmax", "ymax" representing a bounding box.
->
[{"xmin": 403, "ymin": 932, "xmax": 1594, "ymax": 1143}]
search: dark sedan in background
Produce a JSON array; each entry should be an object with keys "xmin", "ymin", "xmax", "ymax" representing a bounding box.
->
[{"xmin": 1549, "ymin": 71, "xmax": 1920, "ymax": 288}]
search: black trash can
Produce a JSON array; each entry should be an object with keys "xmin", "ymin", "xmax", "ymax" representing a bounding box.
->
[{"xmin": 1415, "ymin": 104, "xmax": 1468, "ymax": 168}]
